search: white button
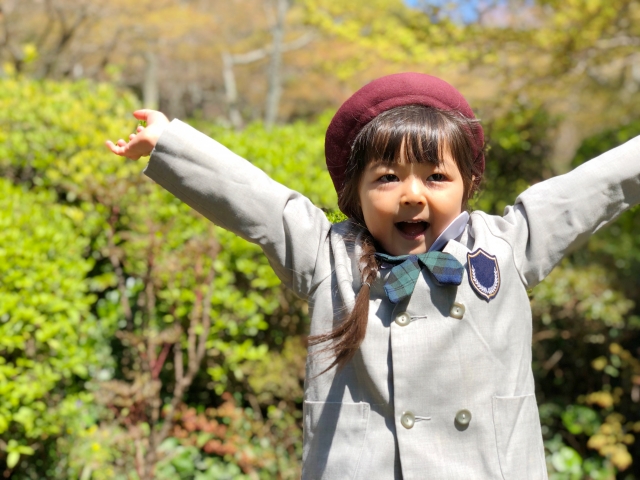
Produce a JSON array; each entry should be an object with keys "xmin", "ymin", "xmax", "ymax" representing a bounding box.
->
[
  {"xmin": 401, "ymin": 411, "xmax": 415, "ymax": 429},
  {"xmin": 450, "ymin": 302, "xmax": 465, "ymax": 319},
  {"xmin": 395, "ymin": 312, "xmax": 411, "ymax": 327},
  {"xmin": 455, "ymin": 409, "xmax": 472, "ymax": 426}
]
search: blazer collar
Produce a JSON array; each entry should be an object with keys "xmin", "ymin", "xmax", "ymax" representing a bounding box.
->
[
  {"xmin": 442, "ymin": 221, "xmax": 471, "ymax": 267},
  {"xmin": 430, "ymin": 211, "xmax": 470, "ymax": 252}
]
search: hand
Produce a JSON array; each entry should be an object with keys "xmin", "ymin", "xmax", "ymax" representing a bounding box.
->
[{"xmin": 106, "ymin": 109, "xmax": 170, "ymax": 160}]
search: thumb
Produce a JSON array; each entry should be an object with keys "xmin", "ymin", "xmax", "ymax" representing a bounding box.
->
[
  {"xmin": 133, "ymin": 109, "xmax": 153, "ymax": 121},
  {"xmin": 132, "ymin": 109, "xmax": 169, "ymax": 126}
]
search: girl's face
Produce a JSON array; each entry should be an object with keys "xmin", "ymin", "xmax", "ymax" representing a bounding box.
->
[{"xmin": 358, "ymin": 148, "xmax": 466, "ymax": 256}]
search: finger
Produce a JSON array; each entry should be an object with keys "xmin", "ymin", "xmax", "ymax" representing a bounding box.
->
[
  {"xmin": 106, "ymin": 140, "xmax": 125, "ymax": 156},
  {"xmin": 137, "ymin": 126, "xmax": 144, "ymax": 133},
  {"xmin": 105, "ymin": 140, "xmax": 119, "ymax": 154},
  {"xmin": 117, "ymin": 139, "xmax": 127, "ymax": 147},
  {"xmin": 106, "ymin": 140, "xmax": 141, "ymax": 160},
  {"xmin": 133, "ymin": 109, "xmax": 170, "ymax": 127},
  {"xmin": 129, "ymin": 134, "xmax": 136, "ymax": 140},
  {"xmin": 133, "ymin": 109, "xmax": 153, "ymax": 121}
]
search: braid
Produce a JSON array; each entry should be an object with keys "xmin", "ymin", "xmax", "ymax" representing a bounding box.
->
[{"xmin": 308, "ymin": 233, "xmax": 379, "ymax": 374}]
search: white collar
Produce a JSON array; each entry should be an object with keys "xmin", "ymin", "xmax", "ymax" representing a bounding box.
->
[{"xmin": 428, "ymin": 211, "xmax": 469, "ymax": 252}]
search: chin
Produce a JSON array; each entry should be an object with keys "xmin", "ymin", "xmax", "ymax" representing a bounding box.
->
[{"xmin": 392, "ymin": 243, "xmax": 429, "ymax": 256}]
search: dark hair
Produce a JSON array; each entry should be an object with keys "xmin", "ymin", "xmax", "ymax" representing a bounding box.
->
[{"xmin": 309, "ymin": 105, "xmax": 483, "ymax": 374}]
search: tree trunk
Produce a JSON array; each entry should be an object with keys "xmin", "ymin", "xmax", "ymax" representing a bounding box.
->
[
  {"xmin": 264, "ymin": 0, "xmax": 288, "ymax": 128},
  {"xmin": 549, "ymin": 118, "xmax": 583, "ymax": 175},
  {"xmin": 143, "ymin": 51, "xmax": 159, "ymax": 110},
  {"xmin": 222, "ymin": 52, "xmax": 244, "ymax": 130},
  {"xmin": 548, "ymin": 91, "xmax": 585, "ymax": 175}
]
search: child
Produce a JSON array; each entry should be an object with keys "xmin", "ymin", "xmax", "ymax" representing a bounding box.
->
[{"xmin": 106, "ymin": 73, "xmax": 640, "ymax": 479}]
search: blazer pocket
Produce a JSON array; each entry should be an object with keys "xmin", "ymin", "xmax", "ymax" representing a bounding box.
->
[
  {"xmin": 492, "ymin": 394, "xmax": 547, "ymax": 480},
  {"xmin": 302, "ymin": 401, "xmax": 370, "ymax": 480}
]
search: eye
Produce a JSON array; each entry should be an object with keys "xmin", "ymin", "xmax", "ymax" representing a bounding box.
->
[
  {"xmin": 378, "ymin": 174, "xmax": 399, "ymax": 183},
  {"xmin": 428, "ymin": 173, "xmax": 447, "ymax": 182}
]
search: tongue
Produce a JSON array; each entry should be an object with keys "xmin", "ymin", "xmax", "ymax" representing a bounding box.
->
[{"xmin": 398, "ymin": 222, "xmax": 427, "ymax": 236}]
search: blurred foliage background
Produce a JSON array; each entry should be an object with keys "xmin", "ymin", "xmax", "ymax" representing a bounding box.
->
[{"xmin": 1, "ymin": 0, "xmax": 639, "ymax": 478}]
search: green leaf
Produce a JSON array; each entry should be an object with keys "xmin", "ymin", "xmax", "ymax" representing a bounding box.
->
[
  {"xmin": 551, "ymin": 446, "xmax": 583, "ymax": 474},
  {"xmin": 6, "ymin": 451, "xmax": 20, "ymax": 469},
  {"xmin": 561, "ymin": 405, "xmax": 600, "ymax": 436}
]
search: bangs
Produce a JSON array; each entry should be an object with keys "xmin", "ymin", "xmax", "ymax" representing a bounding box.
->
[{"xmin": 358, "ymin": 106, "xmax": 450, "ymax": 167}]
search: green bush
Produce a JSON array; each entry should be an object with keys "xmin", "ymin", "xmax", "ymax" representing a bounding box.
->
[
  {"xmin": 0, "ymin": 179, "xmax": 110, "ymax": 470},
  {"xmin": 0, "ymin": 77, "xmax": 333, "ymax": 478}
]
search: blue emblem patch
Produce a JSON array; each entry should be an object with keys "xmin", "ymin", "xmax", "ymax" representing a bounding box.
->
[{"xmin": 466, "ymin": 249, "xmax": 500, "ymax": 302}]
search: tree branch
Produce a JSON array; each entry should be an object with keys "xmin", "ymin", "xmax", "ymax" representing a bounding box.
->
[
  {"xmin": 41, "ymin": 1, "xmax": 92, "ymax": 77},
  {"xmin": 106, "ymin": 205, "xmax": 133, "ymax": 327},
  {"xmin": 222, "ymin": 31, "xmax": 313, "ymax": 127},
  {"xmin": 151, "ymin": 342, "xmax": 171, "ymax": 380},
  {"xmin": 174, "ymin": 339, "xmax": 184, "ymax": 386},
  {"xmin": 595, "ymin": 35, "xmax": 640, "ymax": 50},
  {"xmin": 144, "ymin": 240, "xmax": 219, "ymax": 477}
]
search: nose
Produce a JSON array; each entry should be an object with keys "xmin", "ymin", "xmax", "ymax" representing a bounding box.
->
[{"xmin": 401, "ymin": 176, "xmax": 426, "ymax": 206}]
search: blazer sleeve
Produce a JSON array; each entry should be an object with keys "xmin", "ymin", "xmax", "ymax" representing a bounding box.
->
[
  {"xmin": 474, "ymin": 135, "xmax": 640, "ymax": 289},
  {"xmin": 143, "ymin": 119, "xmax": 332, "ymax": 299}
]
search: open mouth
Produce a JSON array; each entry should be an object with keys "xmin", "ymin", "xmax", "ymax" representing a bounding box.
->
[{"xmin": 395, "ymin": 221, "xmax": 429, "ymax": 238}]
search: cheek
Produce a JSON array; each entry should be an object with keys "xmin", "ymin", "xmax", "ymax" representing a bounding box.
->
[
  {"xmin": 361, "ymin": 194, "xmax": 390, "ymax": 223},
  {"xmin": 360, "ymin": 196, "xmax": 376, "ymax": 225},
  {"xmin": 429, "ymin": 193, "xmax": 464, "ymax": 222},
  {"xmin": 359, "ymin": 193, "xmax": 388, "ymax": 232}
]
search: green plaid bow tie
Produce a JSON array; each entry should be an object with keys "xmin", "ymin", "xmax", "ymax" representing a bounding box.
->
[{"xmin": 375, "ymin": 252, "xmax": 464, "ymax": 304}]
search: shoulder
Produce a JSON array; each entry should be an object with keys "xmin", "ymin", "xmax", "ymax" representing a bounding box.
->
[
  {"xmin": 467, "ymin": 208, "xmax": 531, "ymax": 284},
  {"xmin": 329, "ymin": 219, "xmax": 366, "ymax": 263},
  {"xmin": 330, "ymin": 218, "xmax": 366, "ymax": 239},
  {"xmin": 468, "ymin": 208, "xmax": 527, "ymax": 239},
  {"xmin": 329, "ymin": 218, "xmax": 368, "ymax": 291}
]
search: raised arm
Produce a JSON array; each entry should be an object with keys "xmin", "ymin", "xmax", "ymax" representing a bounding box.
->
[
  {"xmin": 477, "ymin": 135, "xmax": 640, "ymax": 289},
  {"xmin": 118, "ymin": 117, "xmax": 332, "ymax": 298}
]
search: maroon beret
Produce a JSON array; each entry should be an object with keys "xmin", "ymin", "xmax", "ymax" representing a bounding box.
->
[{"xmin": 325, "ymin": 72, "xmax": 484, "ymax": 195}]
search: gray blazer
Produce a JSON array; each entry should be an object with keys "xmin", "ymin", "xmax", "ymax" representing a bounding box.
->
[{"xmin": 144, "ymin": 120, "xmax": 640, "ymax": 480}]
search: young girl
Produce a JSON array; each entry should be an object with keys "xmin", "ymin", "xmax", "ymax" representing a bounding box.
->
[{"xmin": 107, "ymin": 73, "xmax": 640, "ymax": 480}]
